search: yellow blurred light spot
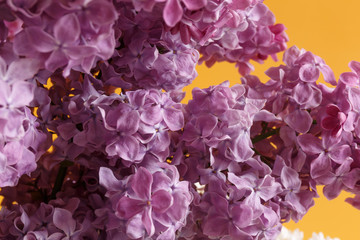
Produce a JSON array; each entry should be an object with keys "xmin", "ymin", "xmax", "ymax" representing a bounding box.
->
[
  {"xmin": 270, "ymin": 142, "xmax": 278, "ymax": 149},
  {"xmin": 47, "ymin": 132, "xmax": 58, "ymax": 153},
  {"xmin": 32, "ymin": 107, "xmax": 38, "ymax": 117},
  {"xmin": 115, "ymin": 88, "xmax": 122, "ymax": 95},
  {"xmin": 93, "ymin": 70, "xmax": 100, "ymax": 77},
  {"xmin": 44, "ymin": 78, "xmax": 53, "ymax": 89}
]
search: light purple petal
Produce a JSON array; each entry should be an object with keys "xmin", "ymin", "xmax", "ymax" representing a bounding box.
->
[
  {"xmin": 99, "ymin": 167, "xmax": 123, "ymax": 191},
  {"xmin": 45, "ymin": 49, "xmax": 68, "ymax": 72},
  {"xmin": 281, "ymin": 166, "xmax": 301, "ymax": 190},
  {"xmin": 231, "ymin": 204, "xmax": 253, "ymax": 228},
  {"xmin": 116, "ymin": 197, "xmax": 145, "ymax": 219},
  {"xmin": 319, "ymin": 64, "xmax": 337, "ymax": 85},
  {"xmin": 163, "ymin": 0, "xmax": 183, "ymax": 27},
  {"xmin": 203, "ymin": 211, "xmax": 229, "ymax": 237},
  {"xmin": 349, "ymin": 61, "xmax": 360, "ymax": 76},
  {"xmin": 157, "ymin": 226, "xmax": 176, "ymax": 240},
  {"xmin": 163, "ymin": 107, "xmax": 184, "ymax": 131},
  {"xmin": 151, "ymin": 189, "xmax": 173, "ymax": 213},
  {"xmin": 299, "ymin": 63, "xmax": 319, "ymax": 82},
  {"xmin": 86, "ymin": 0, "xmax": 117, "ymax": 25},
  {"xmin": 53, "ymin": 208, "xmax": 76, "ymax": 236},
  {"xmin": 257, "ymin": 175, "xmax": 282, "ymax": 201},
  {"xmin": 249, "ymin": 3, "xmax": 270, "ymax": 22},
  {"xmin": 26, "ymin": 27, "xmax": 56, "ymax": 52},
  {"xmin": 310, "ymin": 153, "xmax": 331, "ymax": 179},
  {"xmin": 349, "ymin": 87, "xmax": 360, "ymax": 112},
  {"xmin": 284, "ymin": 109, "xmax": 312, "ymax": 134},
  {"xmin": 54, "ymin": 13, "xmax": 80, "ymax": 43},
  {"xmin": 142, "ymin": 207, "xmax": 155, "ymax": 237},
  {"xmin": 297, "ymin": 134, "xmax": 323, "ymax": 155},
  {"xmin": 132, "ymin": 167, "xmax": 152, "ymax": 200},
  {"xmin": 329, "ymin": 144, "xmax": 351, "ymax": 164},
  {"xmin": 0, "ymin": 166, "xmax": 18, "ymax": 187},
  {"xmin": 182, "ymin": 0, "xmax": 206, "ymax": 10},
  {"xmin": 116, "ymin": 110, "xmax": 140, "ymax": 133},
  {"xmin": 141, "ymin": 106, "xmax": 162, "ymax": 125},
  {"xmin": 340, "ymin": 72, "xmax": 358, "ymax": 86},
  {"xmin": 126, "ymin": 214, "xmax": 146, "ymax": 239},
  {"xmin": 293, "ymin": 82, "xmax": 313, "ymax": 104},
  {"xmin": 323, "ymin": 179, "xmax": 343, "ymax": 200},
  {"xmin": 5, "ymin": 58, "xmax": 40, "ymax": 83},
  {"xmin": 10, "ymin": 81, "xmax": 35, "ymax": 107},
  {"xmin": 105, "ymin": 136, "xmax": 142, "ymax": 161},
  {"xmin": 64, "ymin": 45, "xmax": 97, "ymax": 59},
  {"xmin": 0, "ymin": 57, "xmax": 6, "ymax": 78}
]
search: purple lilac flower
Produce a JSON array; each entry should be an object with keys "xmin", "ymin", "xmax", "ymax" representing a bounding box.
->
[
  {"xmin": 5, "ymin": 1, "xmax": 360, "ymax": 240},
  {"xmin": 100, "ymin": 163, "xmax": 192, "ymax": 239}
]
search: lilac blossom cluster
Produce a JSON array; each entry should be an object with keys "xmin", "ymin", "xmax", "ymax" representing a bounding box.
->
[{"xmin": 1, "ymin": 0, "xmax": 359, "ymax": 240}]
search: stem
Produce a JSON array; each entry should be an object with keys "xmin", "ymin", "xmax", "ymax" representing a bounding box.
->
[
  {"xmin": 49, "ymin": 160, "xmax": 73, "ymax": 200},
  {"xmin": 251, "ymin": 128, "xmax": 280, "ymax": 144},
  {"xmin": 261, "ymin": 122, "xmax": 268, "ymax": 135}
]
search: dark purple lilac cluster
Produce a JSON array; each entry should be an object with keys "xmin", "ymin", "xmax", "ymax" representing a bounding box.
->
[{"xmin": 2, "ymin": 0, "xmax": 360, "ymax": 240}]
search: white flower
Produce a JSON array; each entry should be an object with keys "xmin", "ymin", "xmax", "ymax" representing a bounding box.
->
[
  {"xmin": 308, "ymin": 232, "xmax": 340, "ymax": 240},
  {"xmin": 276, "ymin": 227, "xmax": 304, "ymax": 240},
  {"xmin": 276, "ymin": 227, "xmax": 340, "ymax": 240}
]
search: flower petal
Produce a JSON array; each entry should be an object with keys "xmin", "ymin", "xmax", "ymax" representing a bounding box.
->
[
  {"xmin": 281, "ymin": 166, "xmax": 301, "ymax": 190},
  {"xmin": 340, "ymin": 72, "xmax": 358, "ymax": 86},
  {"xmin": 151, "ymin": 189, "xmax": 173, "ymax": 213},
  {"xmin": 45, "ymin": 49, "xmax": 68, "ymax": 72},
  {"xmin": 163, "ymin": 107, "xmax": 184, "ymax": 131},
  {"xmin": 299, "ymin": 63, "xmax": 319, "ymax": 82},
  {"xmin": 126, "ymin": 214, "xmax": 146, "ymax": 239},
  {"xmin": 349, "ymin": 61, "xmax": 360, "ymax": 76},
  {"xmin": 310, "ymin": 153, "xmax": 331, "ymax": 179},
  {"xmin": 293, "ymin": 82, "xmax": 313, "ymax": 104},
  {"xmin": 116, "ymin": 196, "xmax": 145, "ymax": 219},
  {"xmin": 10, "ymin": 81, "xmax": 35, "ymax": 108},
  {"xmin": 5, "ymin": 58, "xmax": 41, "ymax": 83},
  {"xmin": 163, "ymin": 0, "xmax": 183, "ymax": 27},
  {"xmin": 182, "ymin": 0, "xmax": 206, "ymax": 10},
  {"xmin": 297, "ymin": 134, "xmax": 323, "ymax": 155},
  {"xmin": 26, "ymin": 27, "xmax": 56, "ymax": 52},
  {"xmin": 53, "ymin": 208, "xmax": 76, "ymax": 236},
  {"xmin": 131, "ymin": 167, "xmax": 153, "ymax": 200},
  {"xmin": 319, "ymin": 64, "xmax": 337, "ymax": 85},
  {"xmin": 99, "ymin": 167, "xmax": 124, "ymax": 192},
  {"xmin": 284, "ymin": 109, "xmax": 312, "ymax": 134},
  {"xmin": 54, "ymin": 13, "xmax": 80, "ymax": 43}
]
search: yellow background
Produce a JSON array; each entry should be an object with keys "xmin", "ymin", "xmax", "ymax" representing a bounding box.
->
[{"xmin": 184, "ymin": 0, "xmax": 360, "ymax": 239}]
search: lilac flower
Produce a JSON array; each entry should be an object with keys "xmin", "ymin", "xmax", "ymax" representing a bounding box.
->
[
  {"xmin": 228, "ymin": 172, "xmax": 282, "ymax": 216},
  {"xmin": 298, "ymin": 134, "xmax": 351, "ymax": 179},
  {"xmin": 5, "ymin": 1, "xmax": 360, "ymax": 239},
  {"xmin": 14, "ymin": 13, "xmax": 96, "ymax": 74},
  {"xmin": 321, "ymin": 104, "xmax": 348, "ymax": 138},
  {"xmin": 320, "ymin": 158, "xmax": 360, "ymax": 200},
  {"xmin": 202, "ymin": 192, "xmax": 253, "ymax": 239},
  {"xmin": 100, "ymin": 165, "xmax": 191, "ymax": 239},
  {"xmin": 49, "ymin": 208, "xmax": 79, "ymax": 239},
  {"xmin": 7, "ymin": 0, "xmax": 51, "ymax": 18}
]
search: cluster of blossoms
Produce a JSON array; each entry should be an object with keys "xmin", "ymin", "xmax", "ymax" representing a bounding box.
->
[
  {"xmin": 276, "ymin": 227, "xmax": 339, "ymax": 240},
  {"xmin": 0, "ymin": 0, "xmax": 358, "ymax": 239}
]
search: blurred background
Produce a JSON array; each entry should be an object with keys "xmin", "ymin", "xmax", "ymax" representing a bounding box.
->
[{"xmin": 184, "ymin": 0, "xmax": 360, "ymax": 239}]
